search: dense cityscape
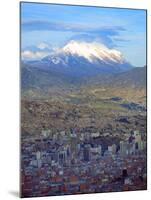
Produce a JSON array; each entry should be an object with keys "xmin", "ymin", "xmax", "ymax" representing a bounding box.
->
[{"xmin": 21, "ymin": 129, "xmax": 147, "ymax": 197}]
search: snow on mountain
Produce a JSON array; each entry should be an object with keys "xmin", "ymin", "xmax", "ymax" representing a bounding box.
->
[
  {"xmin": 60, "ymin": 40, "xmax": 125, "ymax": 64},
  {"xmin": 21, "ymin": 41, "xmax": 138, "ymax": 91},
  {"xmin": 41, "ymin": 40, "xmax": 127, "ymax": 68},
  {"xmin": 22, "ymin": 40, "xmax": 126, "ymax": 64},
  {"xmin": 23, "ymin": 40, "xmax": 133, "ymax": 76}
]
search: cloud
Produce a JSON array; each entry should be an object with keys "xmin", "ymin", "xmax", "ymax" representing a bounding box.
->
[
  {"xmin": 22, "ymin": 20, "xmax": 125, "ymax": 34},
  {"xmin": 21, "ymin": 43, "xmax": 53, "ymax": 60},
  {"xmin": 22, "ymin": 42, "xmax": 52, "ymax": 51},
  {"xmin": 22, "ymin": 20, "xmax": 126, "ymax": 48},
  {"xmin": 22, "ymin": 50, "xmax": 50, "ymax": 60},
  {"xmin": 68, "ymin": 33, "xmax": 114, "ymax": 48},
  {"xmin": 37, "ymin": 42, "xmax": 51, "ymax": 50},
  {"xmin": 22, "ymin": 20, "xmax": 80, "ymax": 32}
]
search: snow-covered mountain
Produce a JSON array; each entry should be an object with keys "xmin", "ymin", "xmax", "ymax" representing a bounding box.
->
[
  {"xmin": 61, "ymin": 40, "xmax": 125, "ymax": 64},
  {"xmin": 44, "ymin": 41, "xmax": 133, "ymax": 75},
  {"xmin": 21, "ymin": 42, "xmax": 146, "ymax": 91},
  {"xmin": 23, "ymin": 40, "xmax": 133, "ymax": 78}
]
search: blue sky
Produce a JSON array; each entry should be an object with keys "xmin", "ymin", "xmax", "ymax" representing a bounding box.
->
[{"xmin": 21, "ymin": 2, "xmax": 146, "ymax": 67}]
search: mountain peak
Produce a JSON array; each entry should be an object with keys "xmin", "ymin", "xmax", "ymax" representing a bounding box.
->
[
  {"xmin": 61, "ymin": 40, "xmax": 125, "ymax": 64},
  {"xmin": 23, "ymin": 40, "xmax": 133, "ymax": 76}
]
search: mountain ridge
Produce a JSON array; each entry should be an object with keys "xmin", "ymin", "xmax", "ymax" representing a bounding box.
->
[
  {"xmin": 22, "ymin": 40, "xmax": 133, "ymax": 77},
  {"xmin": 21, "ymin": 40, "xmax": 145, "ymax": 93}
]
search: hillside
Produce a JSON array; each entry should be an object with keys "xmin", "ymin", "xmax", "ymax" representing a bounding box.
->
[{"xmin": 84, "ymin": 66, "xmax": 146, "ymax": 89}]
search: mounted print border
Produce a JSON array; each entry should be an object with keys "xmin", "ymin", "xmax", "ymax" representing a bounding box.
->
[{"xmin": 20, "ymin": 1, "xmax": 147, "ymax": 198}]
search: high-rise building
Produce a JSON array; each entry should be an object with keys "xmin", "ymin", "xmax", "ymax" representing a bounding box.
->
[
  {"xmin": 120, "ymin": 141, "xmax": 127, "ymax": 156},
  {"xmin": 138, "ymin": 140, "xmax": 146, "ymax": 151},
  {"xmin": 108, "ymin": 144, "xmax": 116, "ymax": 155},
  {"xmin": 134, "ymin": 130, "xmax": 142, "ymax": 142},
  {"xmin": 90, "ymin": 145, "xmax": 102, "ymax": 160},
  {"xmin": 128, "ymin": 142, "xmax": 136, "ymax": 155},
  {"xmin": 58, "ymin": 150, "xmax": 67, "ymax": 165},
  {"xmin": 36, "ymin": 151, "xmax": 41, "ymax": 160},
  {"xmin": 36, "ymin": 151, "xmax": 42, "ymax": 168},
  {"xmin": 37, "ymin": 159, "xmax": 42, "ymax": 168},
  {"xmin": 83, "ymin": 144, "xmax": 91, "ymax": 161}
]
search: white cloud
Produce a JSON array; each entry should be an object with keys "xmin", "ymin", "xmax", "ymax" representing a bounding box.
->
[
  {"xmin": 37, "ymin": 42, "xmax": 50, "ymax": 50},
  {"xmin": 21, "ymin": 50, "xmax": 50, "ymax": 60},
  {"xmin": 21, "ymin": 42, "xmax": 53, "ymax": 60}
]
